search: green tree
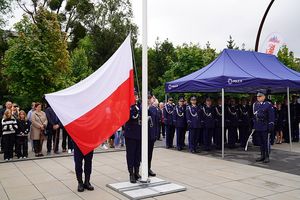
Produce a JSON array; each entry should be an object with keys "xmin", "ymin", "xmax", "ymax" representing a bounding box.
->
[
  {"xmin": 277, "ymin": 45, "xmax": 300, "ymax": 72},
  {"xmin": 0, "ymin": 0, "xmax": 12, "ymax": 27},
  {"xmin": 87, "ymin": 0, "xmax": 138, "ymax": 70},
  {"xmin": 69, "ymin": 40, "xmax": 93, "ymax": 83},
  {"xmin": 3, "ymin": 8, "xmax": 70, "ymax": 106},
  {"xmin": 16, "ymin": 0, "xmax": 94, "ymax": 50},
  {"xmin": 227, "ymin": 35, "xmax": 236, "ymax": 49},
  {"xmin": 153, "ymin": 43, "xmax": 218, "ymax": 101}
]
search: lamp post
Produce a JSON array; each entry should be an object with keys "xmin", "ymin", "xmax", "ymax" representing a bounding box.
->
[{"xmin": 255, "ymin": 0, "xmax": 275, "ymax": 52}]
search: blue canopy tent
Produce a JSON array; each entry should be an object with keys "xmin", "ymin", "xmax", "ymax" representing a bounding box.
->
[{"xmin": 165, "ymin": 49, "xmax": 300, "ymax": 157}]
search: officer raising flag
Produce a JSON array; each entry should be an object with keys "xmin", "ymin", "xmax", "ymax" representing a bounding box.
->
[{"xmin": 253, "ymin": 90, "xmax": 275, "ymax": 163}]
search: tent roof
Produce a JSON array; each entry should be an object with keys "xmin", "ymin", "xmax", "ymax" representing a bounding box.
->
[{"xmin": 165, "ymin": 49, "xmax": 300, "ymax": 94}]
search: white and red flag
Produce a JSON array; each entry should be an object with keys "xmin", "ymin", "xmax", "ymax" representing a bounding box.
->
[{"xmin": 45, "ymin": 35, "xmax": 135, "ymax": 155}]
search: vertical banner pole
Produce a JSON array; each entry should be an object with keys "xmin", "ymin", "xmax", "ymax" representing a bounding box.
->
[
  {"xmin": 141, "ymin": 0, "xmax": 149, "ymax": 183},
  {"xmin": 222, "ymin": 88, "xmax": 225, "ymax": 158},
  {"xmin": 287, "ymin": 87, "xmax": 293, "ymax": 152}
]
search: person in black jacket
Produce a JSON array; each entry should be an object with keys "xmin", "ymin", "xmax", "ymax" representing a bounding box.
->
[
  {"xmin": 16, "ymin": 110, "xmax": 30, "ymax": 159},
  {"xmin": 226, "ymin": 98, "xmax": 239, "ymax": 149},
  {"xmin": 124, "ymin": 92, "xmax": 141, "ymax": 183},
  {"xmin": 1, "ymin": 109, "xmax": 18, "ymax": 161}
]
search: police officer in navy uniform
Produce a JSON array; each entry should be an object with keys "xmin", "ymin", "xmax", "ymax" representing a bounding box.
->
[
  {"xmin": 253, "ymin": 90, "xmax": 275, "ymax": 163},
  {"xmin": 214, "ymin": 98, "xmax": 223, "ymax": 150},
  {"xmin": 74, "ymin": 144, "xmax": 94, "ymax": 192},
  {"xmin": 202, "ymin": 97, "xmax": 215, "ymax": 151},
  {"xmin": 186, "ymin": 96, "xmax": 202, "ymax": 153},
  {"xmin": 124, "ymin": 92, "xmax": 142, "ymax": 183},
  {"xmin": 226, "ymin": 98, "xmax": 239, "ymax": 149},
  {"xmin": 238, "ymin": 98, "xmax": 252, "ymax": 148},
  {"xmin": 173, "ymin": 97, "xmax": 186, "ymax": 151},
  {"xmin": 148, "ymin": 93, "xmax": 157, "ymax": 177},
  {"xmin": 290, "ymin": 95, "xmax": 300, "ymax": 142},
  {"xmin": 164, "ymin": 97, "xmax": 175, "ymax": 148}
]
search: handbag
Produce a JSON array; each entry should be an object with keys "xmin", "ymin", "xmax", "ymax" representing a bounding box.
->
[{"xmin": 35, "ymin": 113, "xmax": 47, "ymax": 136}]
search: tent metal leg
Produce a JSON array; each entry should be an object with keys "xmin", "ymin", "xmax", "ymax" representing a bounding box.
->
[
  {"xmin": 287, "ymin": 87, "xmax": 293, "ymax": 152},
  {"xmin": 222, "ymin": 88, "xmax": 225, "ymax": 158}
]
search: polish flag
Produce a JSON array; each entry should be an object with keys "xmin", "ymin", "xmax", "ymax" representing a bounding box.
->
[{"xmin": 45, "ymin": 35, "xmax": 135, "ymax": 155}]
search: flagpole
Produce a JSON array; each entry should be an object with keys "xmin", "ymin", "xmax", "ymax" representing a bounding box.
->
[{"xmin": 141, "ymin": 0, "xmax": 149, "ymax": 183}]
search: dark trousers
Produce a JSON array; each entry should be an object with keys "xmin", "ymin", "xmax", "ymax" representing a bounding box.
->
[
  {"xmin": 257, "ymin": 131, "xmax": 269, "ymax": 157},
  {"xmin": 62, "ymin": 128, "xmax": 73, "ymax": 150},
  {"xmin": 291, "ymin": 121, "xmax": 299, "ymax": 142},
  {"xmin": 239, "ymin": 126, "xmax": 250, "ymax": 147},
  {"xmin": 2, "ymin": 134, "xmax": 15, "ymax": 159},
  {"xmin": 228, "ymin": 127, "xmax": 238, "ymax": 148},
  {"xmin": 189, "ymin": 128, "xmax": 200, "ymax": 152},
  {"xmin": 74, "ymin": 143, "xmax": 93, "ymax": 178},
  {"xmin": 33, "ymin": 140, "xmax": 42, "ymax": 154},
  {"xmin": 214, "ymin": 127, "xmax": 222, "ymax": 149},
  {"xmin": 176, "ymin": 127, "xmax": 185, "ymax": 149},
  {"xmin": 204, "ymin": 128, "xmax": 214, "ymax": 150},
  {"xmin": 161, "ymin": 123, "xmax": 165, "ymax": 137},
  {"xmin": 197, "ymin": 128, "xmax": 204, "ymax": 146},
  {"xmin": 16, "ymin": 136, "xmax": 28, "ymax": 158},
  {"xmin": 0, "ymin": 136, "xmax": 3, "ymax": 152},
  {"xmin": 47, "ymin": 129, "xmax": 60, "ymax": 153},
  {"xmin": 125, "ymin": 137, "xmax": 141, "ymax": 172},
  {"xmin": 148, "ymin": 139, "xmax": 155, "ymax": 170},
  {"xmin": 165, "ymin": 125, "xmax": 175, "ymax": 148}
]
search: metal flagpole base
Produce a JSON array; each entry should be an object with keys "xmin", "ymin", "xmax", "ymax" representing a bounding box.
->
[{"xmin": 107, "ymin": 177, "xmax": 186, "ymax": 200}]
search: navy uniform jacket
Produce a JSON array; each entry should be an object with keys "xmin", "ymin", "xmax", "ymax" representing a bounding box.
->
[
  {"xmin": 148, "ymin": 105, "xmax": 159, "ymax": 141},
  {"xmin": 202, "ymin": 105, "xmax": 215, "ymax": 129},
  {"xmin": 186, "ymin": 105, "xmax": 202, "ymax": 129},
  {"xmin": 45, "ymin": 107, "xmax": 62, "ymax": 130},
  {"xmin": 124, "ymin": 104, "xmax": 141, "ymax": 140},
  {"xmin": 173, "ymin": 105, "xmax": 186, "ymax": 128},
  {"xmin": 214, "ymin": 105, "xmax": 222, "ymax": 128},
  {"xmin": 238, "ymin": 105, "xmax": 251, "ymax": 127},
  {"xmin": 253, "ymin": 101, "xmax": 275, "ymax": 131},
  {"xmin": 290, "ymin": 102, "xmax": 300, "ymax": 123},
  {"xmin": 226, "ymin": 105, "xmax": 239, "ymax": 127},
  {"xmin": 163, "ymin": 103, "xmax": 174, "ymax": 126}
]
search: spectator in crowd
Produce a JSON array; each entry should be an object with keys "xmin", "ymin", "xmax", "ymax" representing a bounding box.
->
[
  {"xmin": 27, "ymin": 102, "xmax": 36, "ymax": 123},
  {"xmin": 1, "ymin": 101, "xmax": 13, "ymax": 154},
  {"xmin": 114, "ymin": 126, "xmax": 124, "ymax": 149},
  {"xmin": 45, "ymin": 104, "xmax": 62, "ymax": 154},
  {"xmin": 27, "ymin": 102, "xmax": 36, "ymax": 152},
  {"xmin": 12, "ymin": 103, "xmax": 19, "ymax": 119},
  {"xmin": 275, "ymin": 102, "xmax": 286, "ymax": 144},
  {"xmin": 1, "ymin": 109, "xmax": 18, "ymax": 161},
  {"xmin": 16, "ymin": 110, "xmax": 30, "ymax": 159},
  {"xmin": 30, "ymin": 102, "xmax": 48, "ymax": 157},
  {"xmin": 62, "ymin": 127, "xmax": 74, "ymax": 153},
  {"xmin": 159, "ymin": 102, "xmax": 165, "ymax": 139}
]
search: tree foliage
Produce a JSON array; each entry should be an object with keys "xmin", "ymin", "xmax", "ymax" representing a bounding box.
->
[
  {"xmin": 3, "ymin": 8, "xmax": 70, "ymax": 106},
  {"xmin": 277, "ymin": 45, "xmax": 300, "ymax": 72},
  {"xmin": 87, "ymin": 0, "xmax": 138, "ymax": 70}
]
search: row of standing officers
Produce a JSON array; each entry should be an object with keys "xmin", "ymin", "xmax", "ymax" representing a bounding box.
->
[{"xmin": 123, "ymin": 90, "xmax": 299, "ymax": 182}]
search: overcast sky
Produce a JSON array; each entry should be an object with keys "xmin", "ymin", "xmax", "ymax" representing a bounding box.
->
[
  {"xmin": 131, "ymin": 0, "xmax": 300, "ymax": 57},
  {"xmin": 7, "ymin": 0, "xmax": 300, "ymax": 57}
]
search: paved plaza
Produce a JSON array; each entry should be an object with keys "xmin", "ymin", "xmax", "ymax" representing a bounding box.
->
[{"xmin": 0, "ymin": 146, "xmax": 300, "ymax": 200}]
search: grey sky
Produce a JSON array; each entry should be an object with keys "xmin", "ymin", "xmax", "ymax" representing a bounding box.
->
[
  {"xmin": 131, "ymin": 0, "xmax": 300, "ymax": 57},
  {"xmin": 7, "ymin": 0, "xmax": 300, "ymax": 57}
]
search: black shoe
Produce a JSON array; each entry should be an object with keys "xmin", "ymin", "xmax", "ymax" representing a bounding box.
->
[
  {"xmin": 130, "ymin": 173, "xmax": 136, "ymax": 183},
  {"xmin": 148, "ymin": 169, "xmax": 156, "ymax": 177},
  {"xmin": 255, "ymin": 157, "xmax": 265, "ymax": 162},
  {"xmin": 83, "ymin": 182, "xmax": 94, "ymax": 191},
  {"xmin": 77, "ymin": 181, "xmax": 84, "ymax": 192},
  {"xmin": 134, "ymin": 168, "xmax": 141, "ymax": 180},
  {"xmin": 263, "ymin": 157, "xmax": 270, "ymax": 163},
  {"xmin": 84, "ymin": 175, "xmax": 94, "ymax": 191}
]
